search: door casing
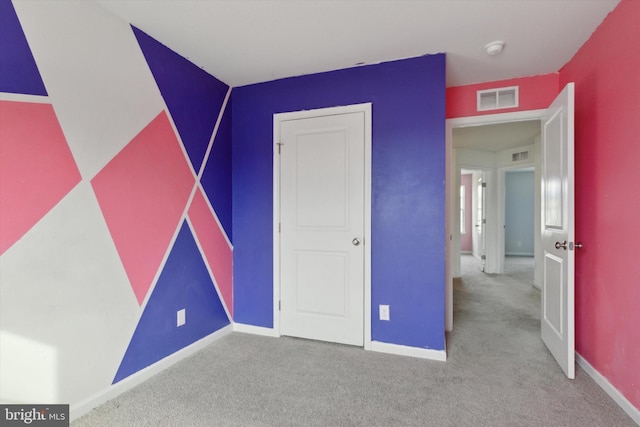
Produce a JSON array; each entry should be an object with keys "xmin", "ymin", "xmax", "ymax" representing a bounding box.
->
[
  {"xmin": 446, "ymin": 109, "xmax": 546, "ymax": 332},
  {"xmin": 273, "ymin": 103, "xmax": 372, "ymax": 349}
]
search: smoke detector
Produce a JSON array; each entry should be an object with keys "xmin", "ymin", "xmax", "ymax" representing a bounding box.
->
[{"xmin": 485, "ymin": 41, "xmax": 505, "ymax": 56}]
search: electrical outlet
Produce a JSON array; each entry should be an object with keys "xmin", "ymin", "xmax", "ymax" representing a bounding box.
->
[
  {"xmin": 379, "ymin": 304, "xmax": 390, "ymax": 321},
  {"xmin": 177, "ymin": 308, "xmax": 186, "ymax": 327}
]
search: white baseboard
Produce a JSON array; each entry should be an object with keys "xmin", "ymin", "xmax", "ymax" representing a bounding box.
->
[
  {"xmin": 233, "ymin": 322, "xmax": 279, "ymax": 337},
  {"xmin": 369, "ymin": 341, "xmax": 447, "ymax": 362},
  {"xmin": 70, "ymin": 324, "xmax": 233, "ymax": 422},
  {"xmin": 576, "ymin": 353, "xmax": 640, "ymax": 425}
]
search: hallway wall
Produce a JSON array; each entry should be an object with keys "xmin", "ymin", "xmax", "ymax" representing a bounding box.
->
[{"xmin": 504, "ymin": 170, "xmax": 534, "ymax": 256}]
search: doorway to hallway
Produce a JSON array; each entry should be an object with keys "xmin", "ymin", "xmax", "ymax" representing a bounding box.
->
[{"xmin": 447, "ymin": 255, "xmax": 540, "ymax": 363}]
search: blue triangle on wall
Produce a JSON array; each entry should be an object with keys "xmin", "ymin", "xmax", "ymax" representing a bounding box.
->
[
  {"xmin": 0, "ymin": 0, "xmax": 47, "ymax": 96},
  {"xmin": 131, "ymin": 26, "xmax": 228, "ymax": 173},
  {"xmin": 113, "ymin": 221, "xmax": 230, "ymax": 383}
]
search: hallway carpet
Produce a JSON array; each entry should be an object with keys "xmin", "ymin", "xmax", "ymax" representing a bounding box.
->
[{"xmin": 72, "ymin": 256, "xmax": 635, "ymax": 426}]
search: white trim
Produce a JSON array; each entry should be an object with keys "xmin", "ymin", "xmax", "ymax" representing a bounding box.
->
[
  {"xmin": 576, "ymin": 353, "xmax": 640, "ymax": 425},
  {"xmin": 273, "ymin": 103, "xmax": 372, "ymax": 349},
  {"xmin": 369, "ymin": 341, "xmax": 447, "ymax": 362},
  {"xmin": 445, "ymin": 121, "xmax": 453, "ymax": 331},
  {"xmin": 446, "ymin": 109, "xmax": 547, "ymax": 333},
  {"xmin": 448, "ymin": 109, "xmax": 547, "ymax": 128},
  {"xmin": 0, "ymin": 92, "xmax": 50, "ymax": 103},
  {"xmin": 70, "ymin": 324, "xmax": 232, "ymax": 421},
  {"xmin": 272, "ymin": 111, "xmax": 282, "ymax": 339},
  {"xmin": 197, "ymin": 88, "xmax": 232, "ymax": 179},
  {"xmin": 233, "ymin": 323, "xmax": 279, "ymax": 337},
  {"xmin": 363, "ymin": 106, "xmax": 372, "ymax": 351}
]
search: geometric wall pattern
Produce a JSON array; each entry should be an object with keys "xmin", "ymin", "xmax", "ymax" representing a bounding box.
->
[
  {"xmin": 0, "ymin": 0, "xmax": 47, "ymax": 96},
  {"xmin": 0, "ymin": 100, "xmax": 81, "ymax": 255},
  {"xmin": 0, "ymin": 182, "xmax": 139, "ymax": 404},
  {"xmin": 132, "ymin": 27, "xmax": 229, "ymax": 174},
  {"xmin": 1, "ymin": 0, "xmax": 233, "ymax": 401},
  {"xmin": 10, "ymin": 0, "xmax": 168, "ymax": 181},
  {"xmin": 91, "ymin": 111, "xmax": 195, "ymax": 305},
  {"xmin": 113, "ymin": 221, "xmax": 230, "ymax": 383},
  {"xmin": 188, "ymin": 187, "xmax": 233, "ymax": 317}
]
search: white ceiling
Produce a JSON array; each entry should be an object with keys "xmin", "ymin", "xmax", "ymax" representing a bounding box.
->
[
  {"xmin": 97, "ymin": 0, "xmax": 620, "ymax": 88},
  {"xmin": 453, "ymin": 120, "xmax": 541, "ymax": 152}
]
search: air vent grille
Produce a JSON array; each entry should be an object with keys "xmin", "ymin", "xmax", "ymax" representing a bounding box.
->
[
  {"xmin": 477, "ymin": 86, "xmax": 519, "ymax": 111},
  {"xmin": 512, "ymin": 151, "xmax": 529, "ymax": 162}
]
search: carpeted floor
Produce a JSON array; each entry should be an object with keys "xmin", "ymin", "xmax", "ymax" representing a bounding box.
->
[{"xmin": 72, "ymin": 256, "xmax": 635, "ymax": 426}]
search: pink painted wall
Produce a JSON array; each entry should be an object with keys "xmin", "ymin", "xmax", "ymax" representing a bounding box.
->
[
  {"xmin": 559, "ymin": 0, "xmax": 640, "ymax": 410},
  {"xmin": 188, "ymin": 187, "xmax": 234, "ymax": 317},
  {"xmin": 446, "ymin": 73, "xmax": 558, "ymax": 118},
  {"xmin": 460, "ymin": 173, "xmax": 472, "ymax": 252},
  {"xmin": 447, "ymin": 2, "xmax": 639, "ymax": 409}
]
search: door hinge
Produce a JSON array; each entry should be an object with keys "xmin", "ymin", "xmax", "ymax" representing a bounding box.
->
[
  {"xmin": 278, "ymin": 300, "xmax": 281, "ymax": 311},
  {"xmin": 481, "ymin": 182, "xmax": 487, "ymax": 188},
  {"xmin": 482, "ymin": 219, "xmax": 486, "ymax": 224},
  {"xmin": 277, "ymin": 142, "xmax": 284, "ymax": 154},
  {"xmin": 278, "ymin": 222, "xmax": 281, "ymax": 233}
]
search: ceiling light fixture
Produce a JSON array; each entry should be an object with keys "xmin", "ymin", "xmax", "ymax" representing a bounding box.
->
[{"xmin": 485, "ymin": 40, "xmax": 505, "ymax": 56}]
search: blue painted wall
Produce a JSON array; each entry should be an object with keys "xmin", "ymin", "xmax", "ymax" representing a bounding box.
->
[
  {"xmin": 132, "ymin": 27, "xmax": 229, "ymax": 175},
  {"xmin": 232, "ymin": 55, "xmax": 446, "ymax": 350},
  {"xmin": 114, "ymin": 222, "xmax": 230, "ymax": 383},
  {"xmin": 505, "ymin": 170, "xmax": 535, "ymax": 256},
  {"xmin": 201, "ymin": 100, "xmax": 233, "ymax": 239}
]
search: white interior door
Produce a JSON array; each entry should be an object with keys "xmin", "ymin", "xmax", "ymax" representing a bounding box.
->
[
  {"xmin": 279, "ymin": 112, "xmax": 365, "ymax": 346},
  {"xmin": 541, "ymin": 82, "xmax": 575, "ymax": 378}
]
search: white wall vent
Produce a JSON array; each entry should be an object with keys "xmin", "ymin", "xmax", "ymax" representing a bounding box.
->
[
  {"xmin": 477, "ymin": 86, "xmax": 519, "ymax": 111},
  {"xmin": 512, "ymin": 151, "xmax": 529, "ymax": 162}
]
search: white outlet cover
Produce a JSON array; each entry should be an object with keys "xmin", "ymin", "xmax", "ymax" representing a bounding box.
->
[
  {"xmin": 379, "ymin": 304, "xmax": 390, "ymax": 321},
  {"xmin": 177, "ymin": 308, "xmax": 186, "ymax": 327}
]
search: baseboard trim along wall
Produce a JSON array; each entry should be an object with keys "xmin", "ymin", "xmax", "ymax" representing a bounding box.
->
[
  {"xmin": 233, "ymin": 324, "xmax": 447, "ymax": 362},
  {"xmin": 576, "ymin": 353, "xmax": 640, "ymax": 425},
  {"xmin": 233, "ymin": 322, "xmax": 279, "ymax": 337},
  {"xmin": 70, "ymin": 324, "xmax": 233, "ymax": 422},
  {"xmin": 370, "ymin": 341, "xmax": 447, "ymax": 362}
]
